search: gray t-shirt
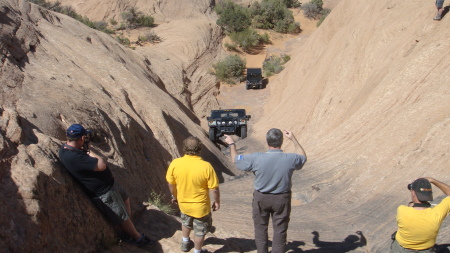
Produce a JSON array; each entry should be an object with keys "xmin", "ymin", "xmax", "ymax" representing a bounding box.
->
[{"xmin": 235, "ymin": 149, "xmax": 307, "ymax": 194}]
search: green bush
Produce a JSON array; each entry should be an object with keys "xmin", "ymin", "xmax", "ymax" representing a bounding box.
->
[
  {"xmin": 263, "ymin": 54, "xmax": 290, "ymax": 77},
  {"xmin": 229, "ymin": 28, "xmax": 262, "ymax": 52},
  {"xmin": 121, "ymin": 7, "xmax": 154, "ymax": 28},
  {"xmin": 211, "ymin": 55, "xmax": 246, "ymax": 84},
  {"xmin": 215, "ymin": 1, "xmax": 251, "ymax": 33},
  {"xmin": 302, "ymin": 0, "xmax": 323, "ymax": 19},
  {"xmin": 224, "ymin": 42, "xmax": 238, "ymax": 52},
  {"xmin": 137, "ymin": 32, "xmax": 162, "ymax": 44},
  {"xmin": 260, "ymin": 32, "xmax": 271, "ymax": 44},
  {"xmin": 109, "ymin": 18, "xmax": 118, "ymax": 26},
  {"xmin": 250, "ymin": 0, "xmax": 300, "ymax": 34},
  {"xmin": 115, "ymin": 35, "xmax": 131, "ymax": 47},
  {"xmin": 317, "ymin": 8, "xmax": 331, "ymax": 27},
  {"xmin": 147, "ymin": 191, "xmax": 175, "ymax": 215}
]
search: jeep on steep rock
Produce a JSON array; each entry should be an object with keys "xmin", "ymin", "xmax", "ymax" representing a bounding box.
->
[{"xmin": 207, "ymin": 109, "xmax": 251, "ymax": 141}]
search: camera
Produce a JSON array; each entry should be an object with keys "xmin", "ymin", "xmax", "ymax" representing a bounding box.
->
[
  {"xmin": 83, "ymin": 130, "xmax": 93, "ymax": 152},
  {"xmin": 407, "ymin": 183, "xmax": 412, "ymax": 190}
]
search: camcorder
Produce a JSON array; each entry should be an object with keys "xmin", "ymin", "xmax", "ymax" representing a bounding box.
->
[{"xmin": 83, "ymin": 130, "xmax": 93, "ymax": 153}]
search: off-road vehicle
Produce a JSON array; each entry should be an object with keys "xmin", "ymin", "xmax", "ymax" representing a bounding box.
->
[
  {"xmin": 207, "ymin": 109, "xmax": 251, "ymax": 141},
  {"xmin": 246, "ymin": 68, "xmax": 263, "ymax": 90}
]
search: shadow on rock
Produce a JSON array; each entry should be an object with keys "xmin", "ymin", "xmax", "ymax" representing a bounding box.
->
[
  {"xmin": 288, "ymin": 231, "xmax": 366, "ymax": 253},
  {"xmin": 204, "ymin": 237, "xmax": 257, "ymax": 252}
]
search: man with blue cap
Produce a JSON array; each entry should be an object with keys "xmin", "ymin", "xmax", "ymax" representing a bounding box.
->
[{"xmin": 59, "ymin": 124, "xmax": 154, "ymax": 247}]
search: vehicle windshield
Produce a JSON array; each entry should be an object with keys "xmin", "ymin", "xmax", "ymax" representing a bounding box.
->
[{"xmin": 211, "ymin": 110, "xmax": 245, "ymax": 118}]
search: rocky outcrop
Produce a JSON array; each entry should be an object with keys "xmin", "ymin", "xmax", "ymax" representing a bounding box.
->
[{"xmin": 0, "ymin": 0, "xmax": 234, "ymax": 252}]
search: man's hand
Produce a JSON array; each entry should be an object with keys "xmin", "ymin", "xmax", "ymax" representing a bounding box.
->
[
  {"xmin": 283, "ymin": 130, "xmax": 295, "ymax": 140},
  {"xmin": 223, "ymin": 135, "xmax": 234, "ymax": 145},
  {"xmin": 212, "ymin": 201, "xmax": 220, "ymax": 211},
  {"xmin": 171, "ymin": 195, "xmax": 178, "ymax": 204}
]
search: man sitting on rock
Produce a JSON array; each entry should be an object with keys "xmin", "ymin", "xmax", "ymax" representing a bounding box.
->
[
  {"xmin": 59, "ymin": 124, "xmax": 154, "ymax": 247},
  {"xmin": 391, "ymin": 177, "xmax": 450, "ymax": 252}
]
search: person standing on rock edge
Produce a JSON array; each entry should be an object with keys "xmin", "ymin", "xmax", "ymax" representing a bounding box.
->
[
  {"xmin": 166, "ymin": 136, "xmax": 220, "ymax": 253},
  {"xmin": 433, "ymin": 0, "xmax": 445, "ymax": 20},
  {"xmin": 59, "ymin": 124, "xmax": 154, "ymax": 247},
  {"xmin": 390, "ymin": 177, "xmax": 450, "ymax": 253},
  {"xmin": 223, "ymin": 128, "xmax": 307, "ymax": 253}
]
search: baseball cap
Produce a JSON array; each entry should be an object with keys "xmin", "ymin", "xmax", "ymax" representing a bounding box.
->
[
  {"xmin": 411, "ymin": 178, "xmax": 433, "ymax": 201},
  {"xmin": 66, "ymin": 124, "xmax": 87, "ymax": 138}
]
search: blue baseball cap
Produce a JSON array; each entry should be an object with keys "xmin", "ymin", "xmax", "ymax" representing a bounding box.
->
[{"xmin": 66, "ymin": 124, "xmax": 87, "ymax": 138}]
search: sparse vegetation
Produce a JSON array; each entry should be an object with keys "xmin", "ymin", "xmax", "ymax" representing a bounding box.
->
[
  {"xmin": 147, "ymin": 190, "xmax": 175, "ymax": 215},
  {"xmin": 263, "ymin": 54, "xmax": 290, "ymax": 77},
  {"xmin": 137, "ymin": 31, "xmax": 162, "ymax": 44},
  {"xmin": 115, "ymin": 35, "xmax": 131, "ymax": 47},
  {"xmin": 26, "ymin": 0, "xmax": 114, "ymax": 34},
  {"xmin": 109, "ymin": 18, "xmax": 118, "ymax": 26},
  {"xmin": 211, "ymin": 55, "xmax": 246, "ymax": 84},
  {"xmin": 229, "ymin": 28, "xmax": 263, "ymax": 52},
  {"xmin": 316, "ymin": 8, "xmax": 331, "ymax": 27},
  {"xmin": 121, "ymin": 7, "xmax": 154, "ymax": 29}
]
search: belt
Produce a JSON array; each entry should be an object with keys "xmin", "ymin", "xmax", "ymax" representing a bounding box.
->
[{"xmin": 256, "ymin": 190, "xmax": 291, "ymax": 195}]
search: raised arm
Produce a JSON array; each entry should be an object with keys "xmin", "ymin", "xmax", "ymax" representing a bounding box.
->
[
  {"xmin": 223, "ymin": 135, "xmax": 237, "ymax": 163},
  {"xmin": 89, "ymin": 150, "xmax": 107, "ymax": 171},
  {"xmin": 425, "ymin": 177, "xmax": 450, "ymax": 196},
  {"xmin": 283, "ymin": 130, "xmax": 306, "ymax": 157}
]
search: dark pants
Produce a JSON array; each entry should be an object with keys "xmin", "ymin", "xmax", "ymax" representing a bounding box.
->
[{"xmin": 252, "ymin": 190, "xmax": 292, "ymax": 253}]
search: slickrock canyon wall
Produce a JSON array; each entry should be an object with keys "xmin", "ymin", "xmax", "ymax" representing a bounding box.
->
[
  {"xmin": 252, "ymin": 0, "xmax": 449, "ymax": 251},
  {"xmin": 0, "ymin": 0, "xmax": 233, "ymax": 251}
]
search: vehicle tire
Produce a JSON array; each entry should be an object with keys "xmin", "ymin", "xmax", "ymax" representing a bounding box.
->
[
  {"xmin": 240, "ymin": 126, "xmax": 247, "ymax": 139},
  {"xmin": 246, "ymin": 85, "xmax": 250, "ymax": 90},
  {"xmin": 209, "ymin": 128, "xmax": 216, "ymax": 141}
]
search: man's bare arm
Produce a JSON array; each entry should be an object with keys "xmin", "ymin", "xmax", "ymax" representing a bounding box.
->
[
  {"xmin": 89, "ymin": 150, "xmax": 107, "ymax": 171},
  {"xmin": 168, "ymin": 183, "xmax": 178, "ymax": 204},
  {"xmin": 223, "ymin": 135, "xmax": 237, "ymax": 163},
  {"xmin": 425, "ymin": 177, "xmax": 450, "ymax": 196},
  {"xmin": 284, "ymin": 130, "xmax": 306, "ymax": 157},
  {"xmin": 211, "ymin": 187, "xmax": 220, "ymax": 211}
]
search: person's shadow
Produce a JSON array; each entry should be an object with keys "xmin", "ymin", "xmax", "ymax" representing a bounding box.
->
[{"xmin": 296, "ymin": 231, "xmax": 366, "ymax": 253}]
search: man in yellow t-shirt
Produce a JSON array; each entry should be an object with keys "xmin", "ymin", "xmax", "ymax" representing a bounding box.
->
[
  {"xmin": 166, "ymin": 136, "xmax": 220, "ymax": 253},
  {"xmin": 391, "ymin": 177, "xmax": 450, "ymax": 252}
]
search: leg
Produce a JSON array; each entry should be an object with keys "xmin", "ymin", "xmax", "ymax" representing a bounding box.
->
[
  {"xmin": 271, "ymin": 193, "xmax": 291, "ymax": 253},
  {"xmin": 124, "ymin": 198, "xmax": 132, "ymax": 217},
  {"xmin": 119, "ymin": 218, "xmax": 142, "ymax": 240},
  {"xmin": 182, "ymin": 224, "xmax": 192, "ymax": 239},
  {"xmin": 253, "ymin": 191, "xmax": 270, "ymax": 253},
  {"xmin": 194, "ymin": 235, "xmax": 206, "ymax": 250}
]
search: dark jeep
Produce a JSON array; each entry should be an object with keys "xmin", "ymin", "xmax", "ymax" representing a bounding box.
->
[
  {"xmin": 207, "ymin": 109, "xmax": 251, "ymax": 141},
  {"xmin": 246, "ymin": 68, "xmax": 263, "ymax": 90}
]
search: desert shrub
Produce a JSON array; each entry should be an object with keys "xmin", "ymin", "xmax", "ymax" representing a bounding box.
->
[
  {"xmin": 282, "ymin": 0, "xmax": 302, "ymax": 8},
  {"xmin": 250, "ymin": 0, "xmax": 300, "ymax": 34},
  {"xmin": 317, "ymin": 8, "xmax": 331, "ymax": 27},
  {"xmin": 211, "ymin": 55, "xmax": 246, "ymax": 84},
  {"xmin": 115, "ymin": 35, "xmax": 130, "ymax": 47},
  {"xmin": 147, "ymin": 191, "xmax": 175, "ymax": 215},
  {"xmin": 302, "ymin": 0, "xmax": 323, "ymax": 19},
  {"xmin": 224, "ymin": 42, "xmax": 238, "ymax": 52},
  {"xmin": 215, "ymin": 1, "xmax": 251, "ymax": 33},
  {"xmin": 260, "ymin": 32, "xmax": 271, "ymax": 44},
  {"xmin": 263, "ymin": 54, "xmax": 290, "ymax": 77},
  {"xmin": 109, "ymin": 18, "xmax": 118, "ymax": 26},
  {"xmin": 137, "ymin": 31, "xmax": 162, "ymax": 44},
  {"xmin": 229, "ymin": 28, "xmax": 261, "ymax": 52},
  {"xmin": 121, "ymin": 7, "xmax": 154, "ymax": 28}
]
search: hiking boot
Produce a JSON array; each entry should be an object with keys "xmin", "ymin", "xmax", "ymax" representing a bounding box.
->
[
  {"xmin": 181, "ymin": 240, "xmax": 192, "ymax": 252},
  {"xmin": 129, "ymin": 233, "xmax": 156, "ymax": 247},
  {"xmin": 433, "ymin": 14, "xmax": 442, "ymax": 20}
]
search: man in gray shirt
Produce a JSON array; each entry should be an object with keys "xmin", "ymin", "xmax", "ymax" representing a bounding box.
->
[{"xmin": 223, "ymin": 128, "xmax": 307, "ymax": 253}]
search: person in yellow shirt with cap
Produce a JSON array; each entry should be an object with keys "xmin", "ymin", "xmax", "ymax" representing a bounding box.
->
[
  {"xmin": 166, "ymin": 136, "xmax": 220, "ymax": 253},
  {"xmin": 391, "ymin": 177, "xmax": 450, "ymax": 252}
]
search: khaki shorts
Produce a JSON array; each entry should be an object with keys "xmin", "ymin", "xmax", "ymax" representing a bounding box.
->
[
  {"xmin": 93, "ymin": 182, "xmax": 129, "ymax": 224},
  {"xmin": 180, "ymin": 212, "xmax": 212, "ymax": 237}
]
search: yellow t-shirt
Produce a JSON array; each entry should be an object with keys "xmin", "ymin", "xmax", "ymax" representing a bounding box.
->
[
  {"xmin": 396, "ymin": 197, "xmax": 450, "ymax": 250},
  {"xmin": 166, "ymin": 155, "xmax": 219, "ymax": 218}
]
